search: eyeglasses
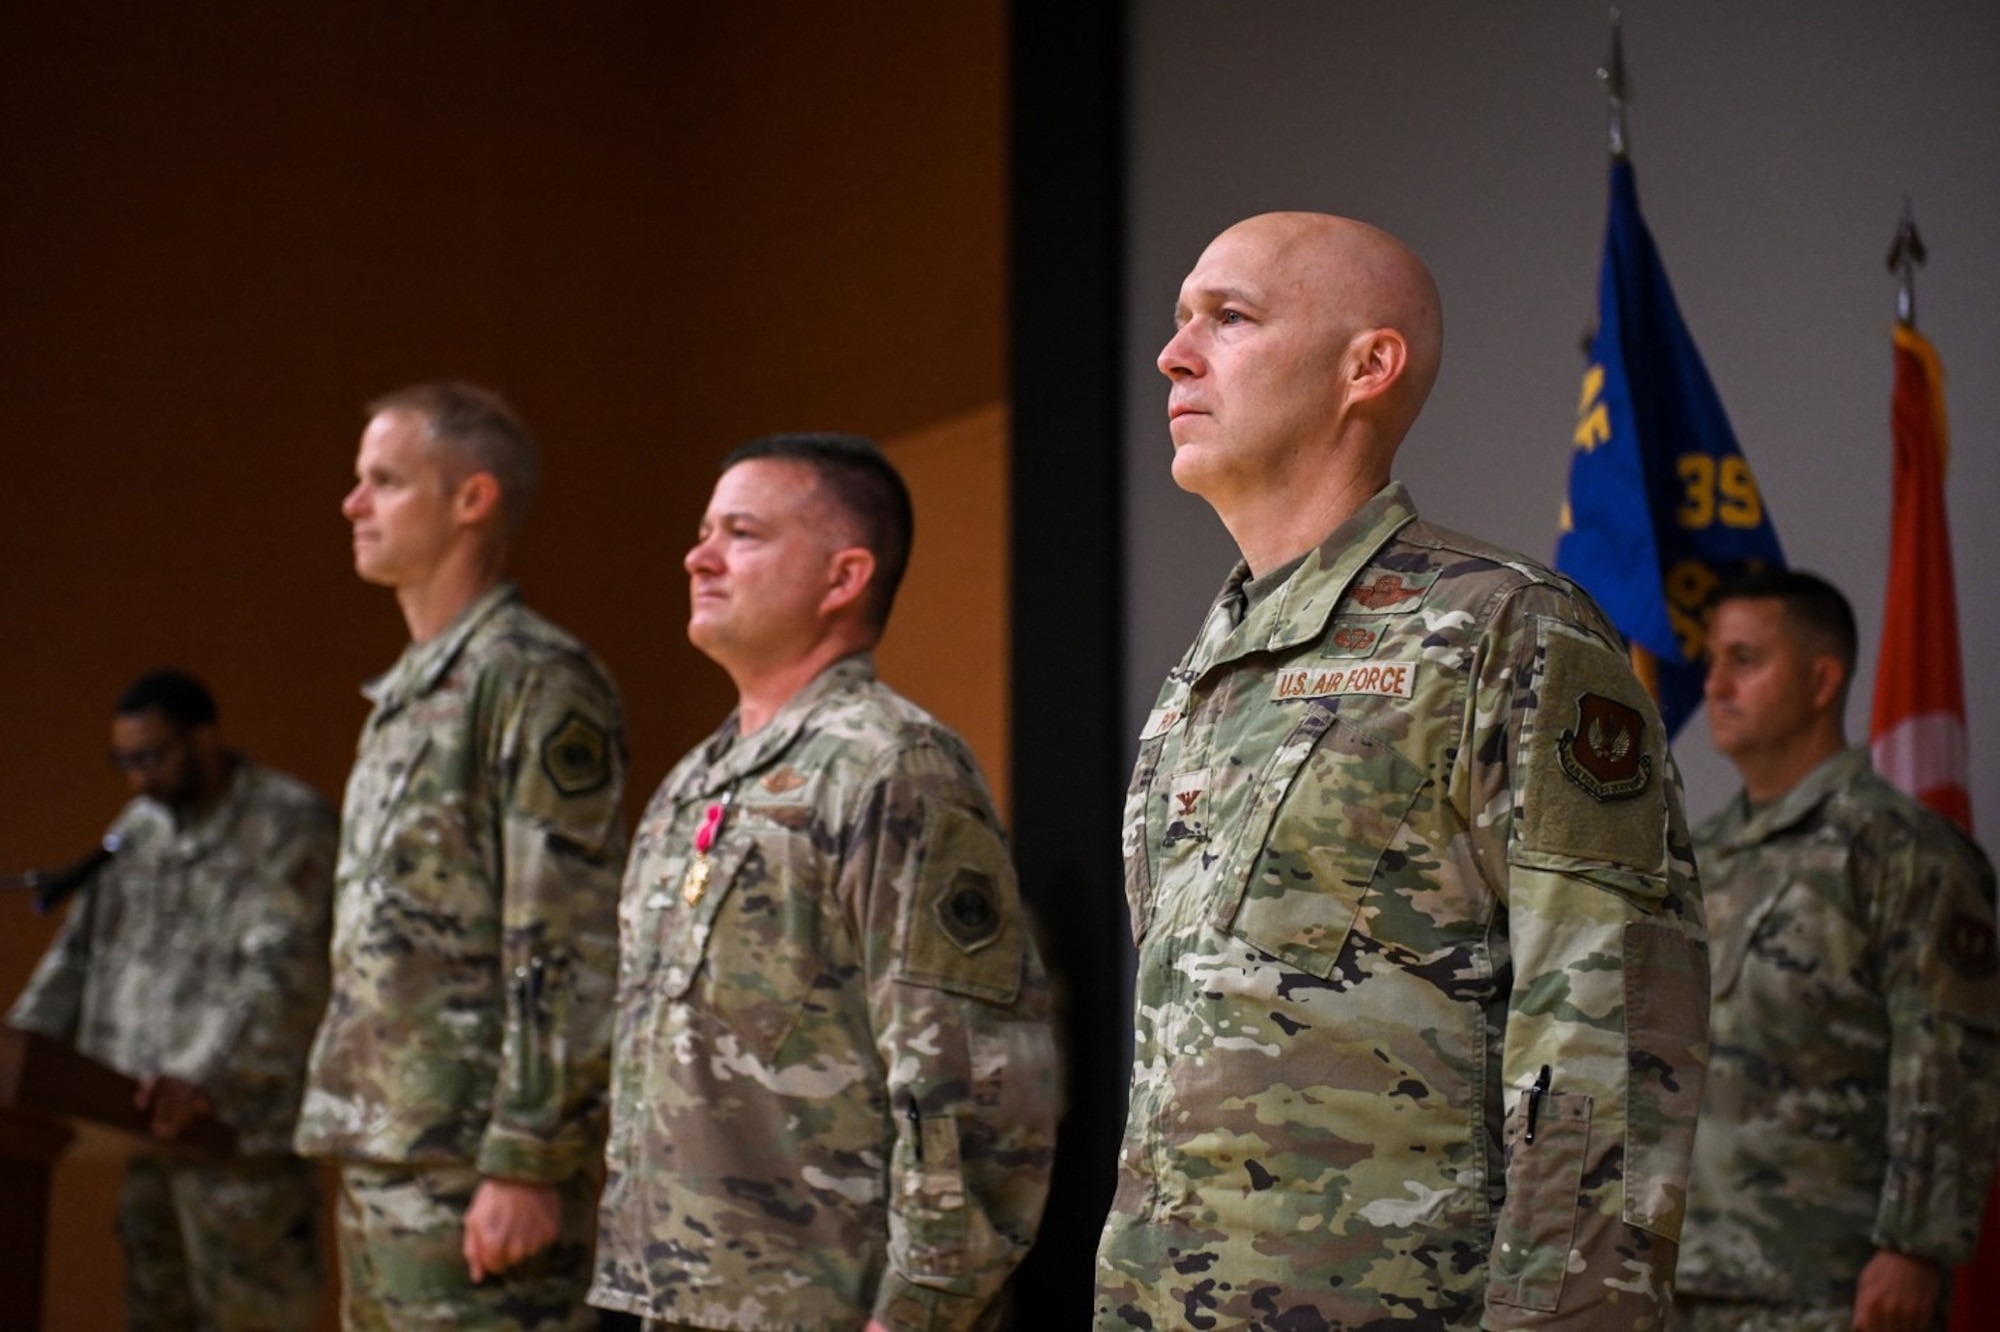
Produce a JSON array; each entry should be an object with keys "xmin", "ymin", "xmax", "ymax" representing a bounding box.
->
[{"xmin": 109, "ymin": 744, "xmax": 177, "ymax": 772}]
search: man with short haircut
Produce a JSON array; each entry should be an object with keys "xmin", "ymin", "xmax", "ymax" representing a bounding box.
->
[
  {"xmin": 1094, "ymin": 213, "xmax": 1709, "ymax": 1329},
  {"xmin": 296, "ymin": 382, "xmax": 628, "ymax": 1330},
  {"xmin": 10, "ymin": 668, "xmax": 335, "ymax": 1331},
  {"xmin": 589, "ymin": 433, "xmax": 1057, "ymax": 1331},
  {"xmin": 1674, "ymin": 570, "xmax": 2000, "ymax": 1332}
]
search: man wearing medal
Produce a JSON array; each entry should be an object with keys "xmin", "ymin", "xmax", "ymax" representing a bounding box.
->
[{"xmin": 589, "ymin": 433, "xmax": 1058, "ymax": 1331}]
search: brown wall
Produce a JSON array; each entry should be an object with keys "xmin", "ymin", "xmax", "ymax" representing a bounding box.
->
[{"xmin": 1, "ymin": 4, "xmax": 1008, "ymax": 1326}]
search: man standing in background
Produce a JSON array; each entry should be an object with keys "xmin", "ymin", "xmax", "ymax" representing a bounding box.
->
[
  {"xmin": 296, "ymin": 382, "xmax": 628, "ymax": 1330},
  {"xmin": 1675, "ymin": 570, "xmax": 2000, "ymax": 1332},
  {"xmin": 10, "ymin": 668, "xmax": 335, "ymax": 1331}
]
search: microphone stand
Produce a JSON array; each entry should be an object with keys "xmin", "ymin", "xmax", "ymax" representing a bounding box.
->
[{"xmin": 0, "ymin": 835, "xmax": 122, "ymax": 912}]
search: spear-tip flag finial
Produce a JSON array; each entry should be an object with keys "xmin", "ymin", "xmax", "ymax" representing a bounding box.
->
[{"xmin": 1886, "ymin": 198, "xmax": 1926, "ymax": 328}]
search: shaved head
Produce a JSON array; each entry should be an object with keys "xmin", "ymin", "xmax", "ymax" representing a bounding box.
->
[
  {"xmin": 1196, "ymin": 212, "xmax": 1444, "ymax": 426},
  {"xmin": 1160, "ymin": 211, "xmax": 1445, "ymax": 567}
]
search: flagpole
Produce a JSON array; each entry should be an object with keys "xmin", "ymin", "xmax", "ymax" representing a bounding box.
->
[
  {"xmin": 1599, "ymin": 8, "xmax": 1629, "ymax": 161},
  {"xmin": 1595, "ymin": 7, "xmax": 1661, "ymax": 699}
]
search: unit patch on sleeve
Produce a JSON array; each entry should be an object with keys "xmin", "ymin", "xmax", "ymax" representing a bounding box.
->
[
  {"xmin": 541, "ymin": 711, "xmax": 612, "ymax": 798},
  {"xmin": 935, "ymin": 867, "xmax": 1004, "ymax": 953},
  {"xmin": 1556, "ymin": 693, "xmax": 1653, "ymax": 801}
]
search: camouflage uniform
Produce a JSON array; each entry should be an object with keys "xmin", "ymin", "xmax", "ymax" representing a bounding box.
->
[
  {"xmin": 10, "ymin": 758, "xmax": 336, "ymax": 1331},
  {"xmin": 589, "ymin": 655, "xmax": 1058, "ymax": 1331},
  {"xmin": 1673, "ymin": 748, "xmax": 2000, "ymax": 1328},
  {"xmin": 295, "ymin": 583, "xmax": 628, "ymax": 1331},
  {"xmin": 1096, "ymin": 482, "xmax": 1710, "ymax": 1331}
]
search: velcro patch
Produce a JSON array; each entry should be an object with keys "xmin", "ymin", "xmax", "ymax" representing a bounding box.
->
[
  {"xmin": 935, "ymin": 868, "xmax": 1004, "ymax": 954},
  {"xmin": 1556, "ymin": 693, "xmax": 1654, "ymax": 801},
  {"xmin": 1322, "ymin": 618, "xmax": 1386, "ymax": 659},
  {"xmin": 1343, "ymin": 567, "xmax": 1439, "ymax": 614},
  {"xmin": 760, "ymin": 766, "xmax": 807, "ymax": 795},
  {"xmin": 1273, "ymin": 661, "xmax": 1417, "ymax": 701},
  {"xmin": 1518, "ymin": 623, "xmax": 1666, "ymax": 876},
  {"xmin": 540, "ymin": 712, "xmax": 611, "ymax": 798},
  {"xmin": 1140, "ymin": 704, "xmax": 1187, "ymax": 741}
]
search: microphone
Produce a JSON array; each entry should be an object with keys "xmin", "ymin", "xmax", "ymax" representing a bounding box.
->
[{"xmin": 0, "ymin": 834, "xmax": 123, "ymax": 913}]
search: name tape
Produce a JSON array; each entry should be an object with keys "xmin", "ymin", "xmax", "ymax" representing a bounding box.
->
[{"xmin": 1272, "ymin": 661, "xmax": 1417, "ymax": 701}]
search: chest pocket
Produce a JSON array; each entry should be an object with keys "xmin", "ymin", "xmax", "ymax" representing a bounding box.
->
[
  {"xmin": 658, "ymin": 814, "xmax": 833, "ymax": 1065},
  {"xmin": 1711, "ymin": 846, "xmax": 1850, "ymax": 1000},
  {"xmin": 1213, "ymin": 705, "xmax": 1433, "ymax": 979},
  {"xmin": 344, "ymin": 731, "xmax": 432, "ymax": 865}
]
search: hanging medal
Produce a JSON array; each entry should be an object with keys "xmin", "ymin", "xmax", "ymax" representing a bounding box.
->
[{"xmin": 681, "ymin": 789, "xmax": 733, "ymax": 905}]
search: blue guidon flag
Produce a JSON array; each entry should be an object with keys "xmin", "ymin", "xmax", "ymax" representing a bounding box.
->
[{"xmin": 1557, "ymin": 159, "xmax": 1786, "ymax": 738}]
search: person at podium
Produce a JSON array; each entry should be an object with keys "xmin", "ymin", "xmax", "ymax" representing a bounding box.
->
[{"xmin": 8, "ymin": 667, "xmax": 337, "ymax": 1331}]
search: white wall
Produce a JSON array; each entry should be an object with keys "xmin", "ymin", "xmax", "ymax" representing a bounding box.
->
[{"xmin": 1124, "ymin": 1, "xmax": 2000, "ymax": 831}]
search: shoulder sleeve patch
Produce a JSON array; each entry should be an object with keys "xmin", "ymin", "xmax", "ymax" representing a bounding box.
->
[
  {"xmin": 541, "ymin": 711, "xmax": 612, "ymax": 798},
  {"xmin": 1518, "ymin": 621, "xmax": 1668, "ymax": 876},
  {"xmin": 896, "ymin": 800, "xmax": 1024, "ymax": 1005}
]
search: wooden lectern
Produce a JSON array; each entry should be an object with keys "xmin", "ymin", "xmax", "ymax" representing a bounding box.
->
[{"xmin": 0, "ymin": 1027, "xmax": 235, "ymax": 1330}]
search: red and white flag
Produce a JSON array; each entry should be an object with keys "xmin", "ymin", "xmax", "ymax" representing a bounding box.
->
[
  {"xmin": 1868, "ymin": 321, "xmax": 1993, "ymax": 1332},
  {"xmin": 1871, "ymin": 324, "xmax": 1971, "ymax": 827}
]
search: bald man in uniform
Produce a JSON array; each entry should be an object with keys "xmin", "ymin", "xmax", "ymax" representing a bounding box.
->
[{"xmin": 1094, "ymin": 213, "xmax": 1710, "ymax": 1330}]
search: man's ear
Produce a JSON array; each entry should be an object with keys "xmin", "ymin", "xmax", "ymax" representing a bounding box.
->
[
  {"xmin": 1344, "ymin": 328, "xmax": 1409, "ymax": 406},
  {"xmin": 454, "ymin": 471, "xmax": 503, "ymax": 528},
  {"xmin": 821, "ymin": 547, "xmax": 877, "ymax": 618},
  {"xmin": 1808, "ymin": 653, "xmax": 1848, "ymax": 713}
]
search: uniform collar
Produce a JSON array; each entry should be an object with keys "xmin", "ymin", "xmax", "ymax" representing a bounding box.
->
[
  {"xmin": 1720, "ymin": 746, "xmax": 1873, "ymax": 846},
  {"xmin": 363, "ymin": 582, "xmax": 520, "ymax": 714},
  {"xmin": 128, "ymin": 757, "xmax": 256, "ymax": 863},
  {"xmin": 1186, "ymin": 480, "xmax": 1419, "ymax": 679},
  {"xmin": 679, "ymin": 654, "xmax": 877, "ymax": 800}
]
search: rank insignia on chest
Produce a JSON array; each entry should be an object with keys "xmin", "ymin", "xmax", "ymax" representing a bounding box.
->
[
  {"xmin": 1164, "ymin": 769, "xmax": 1209, "ymax": 844},
  {"xmin": 1556, "ymin": 693, "xmax": 1653, "ymax": 801}
]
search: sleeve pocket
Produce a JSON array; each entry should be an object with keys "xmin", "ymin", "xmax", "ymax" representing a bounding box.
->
[
  {"xmin": 888, "ymin": 1108, "xmax": 996, "ymax": 1295},
  {"xmin": 1488, "ymin": 1088, "xmax": 1591, "ymax": 1314}
]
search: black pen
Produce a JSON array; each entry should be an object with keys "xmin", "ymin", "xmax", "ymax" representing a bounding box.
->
[{"xmin": 1525, "ymin": 1064, "xmax": 1552, "ymax": 1143}]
